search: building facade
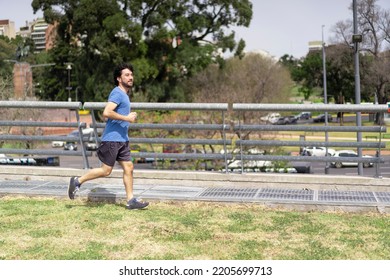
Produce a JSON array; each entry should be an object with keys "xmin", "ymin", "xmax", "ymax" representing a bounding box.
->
[
  {"xmin": 30, "ymin": 18, "xmax": 49, "ymax": 52},
  {"xmin": 0, "ymin": 19, "xmax": 16, "ymax": 38}
]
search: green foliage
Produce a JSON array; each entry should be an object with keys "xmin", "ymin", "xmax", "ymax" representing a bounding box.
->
[
  {"xmin": 290, "ymin": 51, "xmax": 323, "ymax": 101},
  {"xmin": 30, "ymin": 0, "xmax": 253, "ymax": 102}
]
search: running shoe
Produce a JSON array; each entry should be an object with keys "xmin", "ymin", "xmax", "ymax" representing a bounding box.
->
[
  {"xmin": 68, "ymin": 177, "xmax": 80, "ymax": 200},
  {"xmin": 126, "ymin": 198, "xmax": 149, "ymax": 210}
]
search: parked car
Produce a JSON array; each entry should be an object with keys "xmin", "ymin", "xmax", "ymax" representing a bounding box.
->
[
  {"xmin": 274, "ymin": 115, "xmax": 298, "ymax": 125},
  {"xmin": 313, "ymin": 113, "xmax": 333, "ymax": 123},
  {"xmin": 274, "ymin": 117, "xmax": 288, "ymax": 125},
  {"xmin": 51, "ymin": 140, "xmax": 65, "ymax": 148},
  {"xmin": 227, "ymin": 159, "xmax": 272, "ymax": 171},
  {"xmin": 260, "ymin": 113, "xmax": 281, "ymax": 124},
  {"xmin": 284, "ymin": 115, "xmax": 298, "ymax": 124},
  {"xmin": 64, "ymin": 128, "xmax": 98, "ymax": 151},
  {"xmin": 302, "ymin": 146, "xmax": 335, "ymax": 156},
  {"xmin": 296, "ymin": 112, "xmax": 312, "ymax": 120},
  {"xmin": 330, "ymin": 150, "xmax": 374, "ymax": 168}
]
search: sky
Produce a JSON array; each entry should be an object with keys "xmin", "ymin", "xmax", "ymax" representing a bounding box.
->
[{"xmin": 1, "ymin": 0, "xmax": 390, "ymax": 59}]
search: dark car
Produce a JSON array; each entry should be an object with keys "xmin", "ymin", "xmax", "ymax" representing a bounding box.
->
[
  {"xmin": 274, "ymin": 117, "xmax": 288, "ymax": 125},
  {"xmin": 285, "ymin": 115, "xmax": 298, "ymax": 124},
  {"xmin": 313, "ymin": 114, "xmax": 333, "ymax": 123},
  {"xmin": 296, "ymin": 112, "xmax": 312, "ymax": 120}
]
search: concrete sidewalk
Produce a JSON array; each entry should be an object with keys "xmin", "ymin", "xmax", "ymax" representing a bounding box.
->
[{"xmin": 1, "ymin": 165, "xmax": 390, "ymax": 213}]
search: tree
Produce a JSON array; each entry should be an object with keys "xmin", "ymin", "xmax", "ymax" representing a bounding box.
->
[
  {"xmin": 188, "ymin": 53, "xmax": 292, "ymax": 104},
  {"xmin": 185, "ymin": 53, "xmax": 292, "ymax": 146},
  {"xmin": 331, "ymin": 0, "xmax": 390, "ymax": 123},
  {"xmin": 31, "ymin": 0, "xmax": 253, "ymax": 103},
  {"xmin": 325, "ymin": 44, "xmax": 355, "ymax": 104},
  {"xmin": 0, "ymin": 36, "xmax": 15, "ymax": 67},
  {"xmin": 289, "ymin": 51, "xmax": 323, "ymax": 101}
]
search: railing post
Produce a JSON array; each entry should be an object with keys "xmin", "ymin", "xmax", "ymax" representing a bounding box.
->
[
  {"xmin": 75, "ymin": 109, "xmax": 89, "ymax": 169},
  {"xmin": 239, "ymin": 112, "xmax": 244, "ymax": 174},
  {"xmin": 375, "ymin": 126, "xmax": 383, "ymax": 178},
  {"xmin": 222, "ymin": 110, "xmax": 228, "ymax": 174}
]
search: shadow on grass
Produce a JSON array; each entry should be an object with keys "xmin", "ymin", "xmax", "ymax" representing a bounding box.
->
[{"xmin": 65, "ymin": 187, "xmax": 124, "ymax": 209}]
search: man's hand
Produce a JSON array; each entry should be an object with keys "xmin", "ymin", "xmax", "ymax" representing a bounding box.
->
[{"xmin": 127, "ymin": 112, "xmax": 137, "ymax": 122}]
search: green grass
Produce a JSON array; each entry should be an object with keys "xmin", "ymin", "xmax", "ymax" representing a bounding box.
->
[{"xmin": 0, "ymin": 196, "xmax": 389, "ymax": 260}]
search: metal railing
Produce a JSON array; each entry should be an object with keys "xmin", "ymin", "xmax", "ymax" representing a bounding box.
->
[
  {"xmin": 0, "ymin": 101, "xmax": 387, "ymax": 177},
  {"xmin": 0, "ymin": 101, "xmax": 91, "ymax": 168},
  {"xmin": 83, "ymin": 102, "xmax": 232, "ymax": 171},
  {"xmin": 233, "ymin": 103, "xmax": 386, "ymax": 177}
]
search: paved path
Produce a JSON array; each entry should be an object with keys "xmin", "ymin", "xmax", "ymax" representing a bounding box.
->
[{"xmin": 1, "ymin": 165, "xmax": 390, "ymax": 213}]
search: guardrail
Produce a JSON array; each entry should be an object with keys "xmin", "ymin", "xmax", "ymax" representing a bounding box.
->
[
  {"xmin": 233, "ymin": 103, "xmax": 386, "ymax": 177},
  {"xmin": 84, "ymin": 102, "xmax": 232, "ymax": 171},
  {"xmin": 0, "ymin": 101, "xmax": 387, "ymax": 177},
  {"xmin": 0, "ymin": 101, "xmax": 91, "ymax": 169}
]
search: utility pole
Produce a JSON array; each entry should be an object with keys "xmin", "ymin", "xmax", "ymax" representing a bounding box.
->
[
  {"xmin": 66, "ymin": 63, "xmax": 72, "ymax": 102},
  {"xmin": 322, "ymin": 25, "xmax": 330, "ymax": 174},
  {"xmin": 353, "ymin": 0, "xmax": 363, "ymax": 175}
]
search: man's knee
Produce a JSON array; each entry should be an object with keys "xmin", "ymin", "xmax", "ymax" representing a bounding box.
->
[
  {"xmin": 122, "ymin": 161, "xmax": 134, "ymax": 174},
  {"xmin": 102, "ymin": 166, "xmax": 113, "ymax": 177}
]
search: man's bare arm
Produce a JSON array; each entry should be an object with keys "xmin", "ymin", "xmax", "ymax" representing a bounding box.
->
[{"xmin": 102, "ymin": 102, "xmax": 137, "ymax": 122}]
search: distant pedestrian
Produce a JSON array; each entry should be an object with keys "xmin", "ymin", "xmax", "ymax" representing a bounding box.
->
[{"xmin": 67, "ymin": 63, "xmax": 149, "ymax": 210}]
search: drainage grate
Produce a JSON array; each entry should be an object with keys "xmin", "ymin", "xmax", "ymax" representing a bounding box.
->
[
  {"xmin": 257, "ymin": 188, "xmax": 314, "ymax": 201},
  {"xmin": 199, "ymin": 187, "xmax": 258, "ymax": 199},
  {"xmin": 319, "ymin": 190, "xmax": 376, "ymax": 203},
  {"xmin": 375, "ymin": 192, "xmax": 390, "ymax": 203}
]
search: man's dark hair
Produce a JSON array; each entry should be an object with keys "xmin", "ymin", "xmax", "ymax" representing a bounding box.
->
[{"xmin": 113, "ymin": 63, "xmax": 134, "ymax": 86}]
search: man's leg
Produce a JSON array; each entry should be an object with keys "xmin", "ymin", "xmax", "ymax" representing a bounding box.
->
[
  {"xmin": 119, "ymin": 160, "xmax": 149, "ymax": 210},
  {"xmin": 78, "ymin": 163, "xmax": 113, "ymax": 185},
  {"xmin": 118, "ymin": 161, "xmax": 134, "ymax": 201},
  {"xmin": 68, "ymin": 163, "xmax": 113, "ymax": 199}
]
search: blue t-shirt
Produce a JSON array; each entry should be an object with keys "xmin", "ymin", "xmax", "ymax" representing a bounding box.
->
[{"xmin": 101, "ymin": 87, "xmax": 130, "ymax": 142}]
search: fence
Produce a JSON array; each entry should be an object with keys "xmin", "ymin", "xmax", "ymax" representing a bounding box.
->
[
  {"xmin": 0, "ymin": 101, "xmax": 91, "ymax": 168},
  {"xmin": 83, "ymin": 102, "xmax": 232, "ymax": 171},
  {"xmin": 0, "ymin": 101, "xmax": 387, "ymax": 177}
]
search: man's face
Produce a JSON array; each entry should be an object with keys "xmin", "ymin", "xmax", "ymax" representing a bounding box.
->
[{"xmin": 118, "ymin": 68, "xmax": 133, "ymax": 89}]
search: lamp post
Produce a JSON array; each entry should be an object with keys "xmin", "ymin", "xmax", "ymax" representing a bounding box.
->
[
  {"xmin": 352, "ymin": 0, "xmax": 363, "ymax": 175},
  {"xmin": 66, "ymin": 63, "xmax": 72, "ymax": 102},
  {"xmin": 322, "ymin": 25, "xmax": 330, "ymax": 174}
]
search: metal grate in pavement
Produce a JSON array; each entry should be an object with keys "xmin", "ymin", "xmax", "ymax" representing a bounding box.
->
[
  {"xmin": 319, "ymin": 190, "xmax": 376, "ymax": 203},
  {"xmin": 256, "ymin": 188, "xmax": 314, "ymax": 201},
  {"xmin": 198, "ymin": 187, "xmax": 258, "ymax": 199},
  {"xmin": 375, "ymin": 192, "xmax": 390, "ymax": 203}
]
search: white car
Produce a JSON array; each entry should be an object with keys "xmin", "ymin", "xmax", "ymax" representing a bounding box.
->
[
  {"xmin": 227, "ymin": 159, "xmax": 272, "ymax": 171},
  {"xmin": 330, "ymin": 150, "xmax": 374, "ymax": 168},
  {"xmin": 302, "ymin": 146, "xmax": 335, "ymax": 156},
  {"xmin": 51, "ymin": 140, "xmax": 65, "ymax": 148},
  {"xmin": 260, "ymin": 113, "xmax": 281, "ymax": 124}
]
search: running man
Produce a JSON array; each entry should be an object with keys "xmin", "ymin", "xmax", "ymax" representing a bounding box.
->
[{"xmin": 68, "ymin": 63, "xmax": 149, "ymax": 210}]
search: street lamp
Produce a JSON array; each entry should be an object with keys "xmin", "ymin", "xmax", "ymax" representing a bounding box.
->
[
  {"xmin": 322, "ymin": 25, "xmax": 330, "ymax": 174},
  {"xmin": 352, "ymin": 0, "xmax": 363, "ymax": 175},
  {"xmin": 65, "ymin": 63, "xmax": 72, "ymax": 102}
]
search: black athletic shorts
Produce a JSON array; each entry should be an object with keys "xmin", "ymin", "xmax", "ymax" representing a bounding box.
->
[{"xmin": 97, "ymin": 141, "xmax": 131, "ymax": 167}]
